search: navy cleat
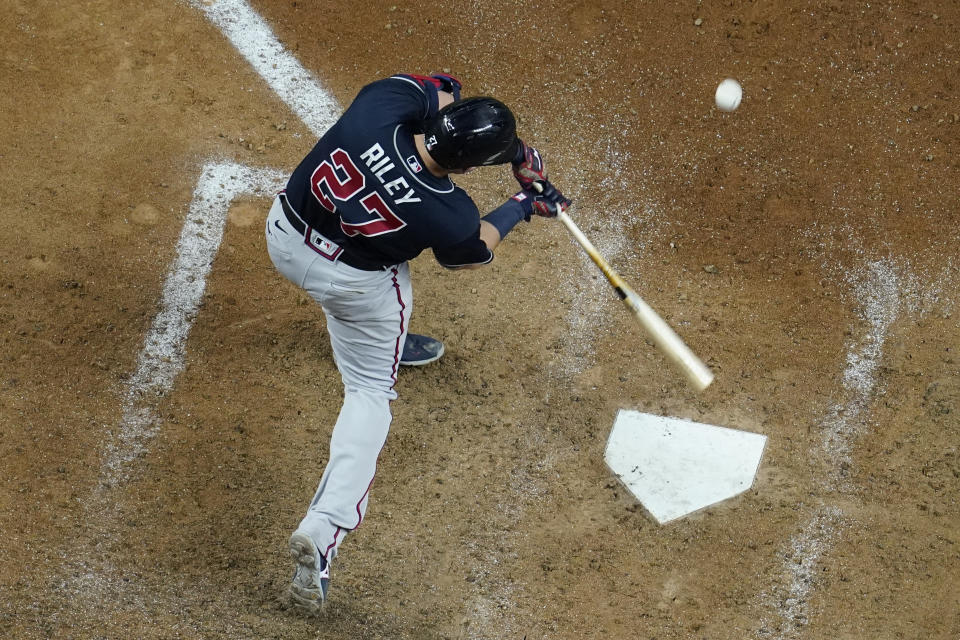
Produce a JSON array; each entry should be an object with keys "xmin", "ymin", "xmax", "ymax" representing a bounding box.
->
[
  {"xmin": 288, "ymin": 532, "xmax": 329, "ymax": 615},
  {"xmin": 400, "ymin": 333, "xmax": 445, "ymax": 366}
]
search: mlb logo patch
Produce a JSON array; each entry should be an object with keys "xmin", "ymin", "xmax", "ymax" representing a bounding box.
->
[
  {"xmin": 406, "ymin": 155, "xmax": 423, "ymax": 173},
  {"xmin": 306, "ymin": 228, "xmax": 343, "ymax": 261}
]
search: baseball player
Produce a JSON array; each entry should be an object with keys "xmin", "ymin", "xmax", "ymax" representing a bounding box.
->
[{"xmin": 264, "ymin": 73, "xmax": 570, "ymax": 614}]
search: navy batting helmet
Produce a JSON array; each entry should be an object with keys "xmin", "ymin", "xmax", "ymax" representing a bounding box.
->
[{"xmin": 423, "ymin": 97, "xmax": 519, "ymax": 170}]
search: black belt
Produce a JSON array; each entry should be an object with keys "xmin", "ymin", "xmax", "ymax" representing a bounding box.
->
[{"xmin": 278, "ymin": 194, "xmax": 386, "ymax": 271}]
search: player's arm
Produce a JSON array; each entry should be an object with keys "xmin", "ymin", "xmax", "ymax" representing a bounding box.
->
[
  {"xmin": 480, "ymin": 182, "xmax": 571, "ymax": 241},
  {"xmin": 435, "ymin": 182, "xmax": 572, "ymax": 270},
  {"xmin": 433, "ymin": 227, "xmax": 494, "ymax": 270},
  {"xmin": 436, "ymin": 220, "xmax": 512, "ymax": 270},
  {"xmin": 437, "ymin": 90, "xmax": 455, "ymax": 110},
  {"xmin": 478, "ymin": 220, "xmax": 503, "ymax": 252}
]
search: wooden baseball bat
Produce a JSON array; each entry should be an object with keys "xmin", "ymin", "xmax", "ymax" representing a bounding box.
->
[{"xmin": 547, "ymin": 194, "xmax": 715, "ymax": 391}]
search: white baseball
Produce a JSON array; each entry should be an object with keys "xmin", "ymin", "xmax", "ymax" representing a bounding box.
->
[{"xmin": 715, "ymin": 78, "xmax": 742, "ymax": 112}]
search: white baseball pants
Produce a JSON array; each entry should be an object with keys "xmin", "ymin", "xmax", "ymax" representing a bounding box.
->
[{"xmin": 265, "ymin": 196, "xmax": 411, "ymax": 564}]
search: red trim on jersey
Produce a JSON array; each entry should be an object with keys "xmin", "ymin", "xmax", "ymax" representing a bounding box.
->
[
  {"xmin": 389, "ymin": 267, "xmax": 406, "ymax": 389},
  {"xmin": 407, "ymin": 73, "xmax": 462, "ymax": 92}
]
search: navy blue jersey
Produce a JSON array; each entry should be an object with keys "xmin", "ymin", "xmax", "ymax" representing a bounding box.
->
[{"xmin": 284, "ymin": 75, "xmax": 492, "ymax": 269}]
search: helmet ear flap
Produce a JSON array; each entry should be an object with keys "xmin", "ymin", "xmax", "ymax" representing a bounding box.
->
[{"xmin": 423, "ymin": 97, "xmax": 518, "ymax": 171}]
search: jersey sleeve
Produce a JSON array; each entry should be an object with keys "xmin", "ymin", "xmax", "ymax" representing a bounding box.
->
[
  {"xmin": 352, "ymin": 75, "xmax": 441, "ymax": 128},
  {"xmin": 432, "ymin": 227, "xmax": 494, "ymax": 269}
]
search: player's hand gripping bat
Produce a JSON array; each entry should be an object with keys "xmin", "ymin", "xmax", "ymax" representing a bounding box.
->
[{"xmin": 534, "ymin": 182, "xmax": 715, "ymax": 391}]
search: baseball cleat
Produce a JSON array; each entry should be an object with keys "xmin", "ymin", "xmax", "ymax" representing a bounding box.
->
[
  {"xmin": 288, "ymin": 532, "xmax": 329, "ymax": 614},
  {"xmin": 399, "ymin": 333, "xmax": 445, "ymax": 366}
]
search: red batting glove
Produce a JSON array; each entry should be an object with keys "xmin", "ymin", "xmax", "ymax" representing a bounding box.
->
[{"xmin": 511, "ymin": 140, "xmax": 547, "ymax": 190}]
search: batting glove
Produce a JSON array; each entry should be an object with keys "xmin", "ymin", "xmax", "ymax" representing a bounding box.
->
[
  {"xmin": 511, "ymin": 139, "xmax": 547, "ymax": 190},
  {"xmin": 515, "ymin": 180, "xmax": 570, "ymax": 219}
]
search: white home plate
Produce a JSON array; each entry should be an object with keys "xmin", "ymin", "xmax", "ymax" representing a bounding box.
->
[{"xmin": 605, "ymin": 410, "xmax": 767, "ymax": 524}]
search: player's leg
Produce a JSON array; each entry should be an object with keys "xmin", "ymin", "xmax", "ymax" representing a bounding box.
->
[
  {"xmin": 290, "ymin": 262, "xmax": 412, "ymax": 607},
  {"xmin": 296, "ymin": 263, "xmax": 410, "ymax": 547},
  {"xmin": 400, "ymin": 332, "xmax": 444, "ymax": 366},
  {"xmin": 267, "ymin": 197, "xmax": 337, "ymax": 612},
  {"xmin": 267, "ymin": 197, "xmax": 409, "ymax": 609},
  {"xmin": 288, "ymin": 383, "xmax": 390, "ymax": 613}
]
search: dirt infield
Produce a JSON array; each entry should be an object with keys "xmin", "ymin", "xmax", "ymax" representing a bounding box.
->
[{"xmin": 2, "ymin": 1, "xmax": 957, "ymax": 638}]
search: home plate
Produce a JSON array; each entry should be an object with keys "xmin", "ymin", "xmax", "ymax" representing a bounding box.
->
[{"xmin": 605, "ymin": 410, "xmax": 767, "ymax": 524}]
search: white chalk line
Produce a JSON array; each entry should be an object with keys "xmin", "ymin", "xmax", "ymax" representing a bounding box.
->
[
  {"xmin": 760, "ymin": 506, "xmax": 845, "ymax": 638},
  {"xmin": 100, "ymin": 161, "xmax": 286, "ymax": 487},
  {"xmin": 96, "ymin": 0, "xmax": 343, "ymax": 491},
  {"xmin": 71, "ymin": 4, "xmax": 314, "ymax": 619},
  {"xmin": 191, "ymin": 0, "xmax": 341, "ymax": 139},
  {"xmin": 758, "ymin": 259, "xmax": 903, "ymax": 639},
  {"xmin": 51, "ymin": 163, "xmax": 286, "ymax": 631},
  {"xmin": 64, "ymin": 1, "xmax": 342, "ymax": 630}
]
